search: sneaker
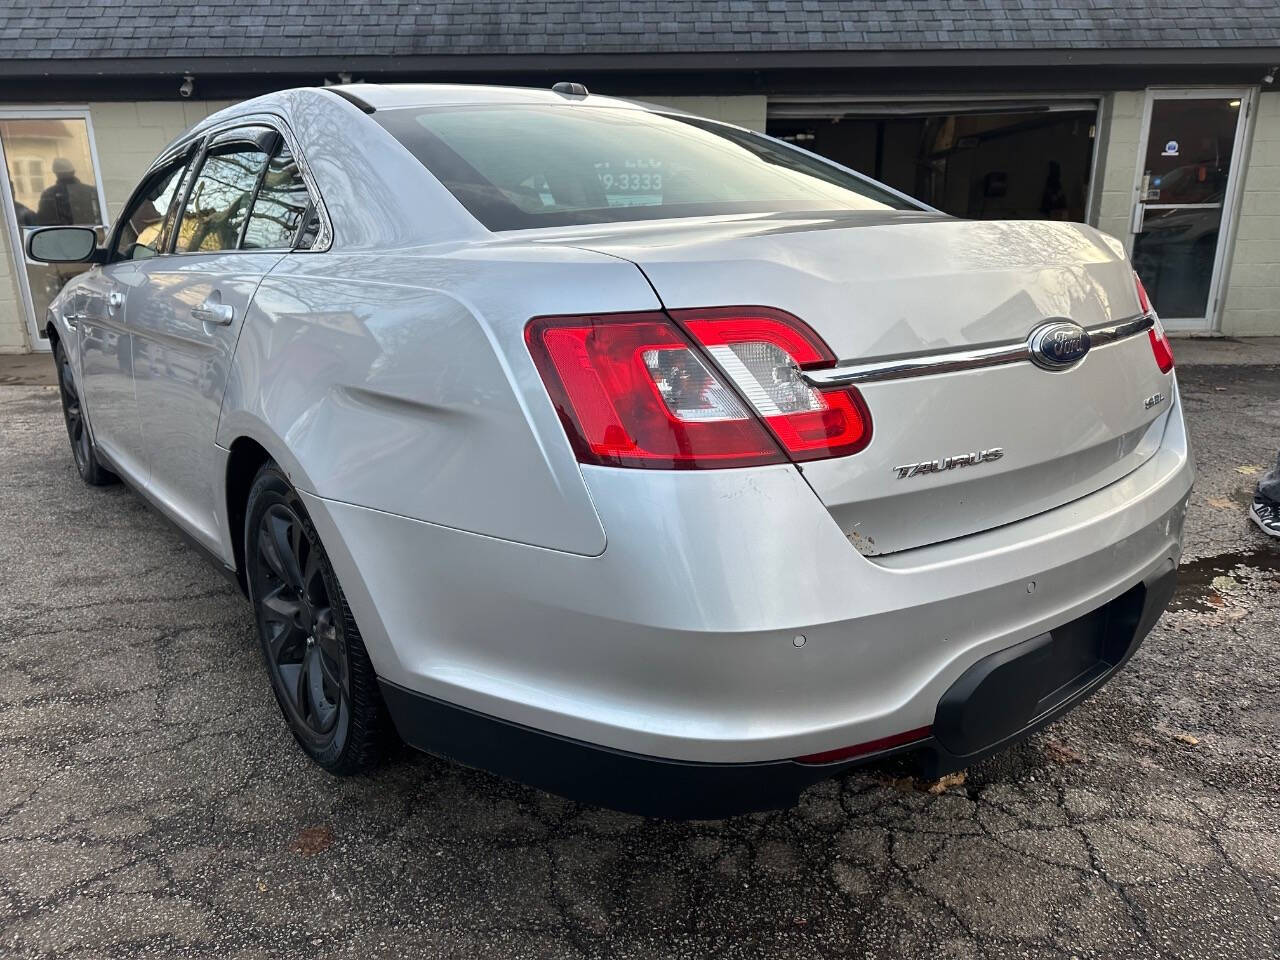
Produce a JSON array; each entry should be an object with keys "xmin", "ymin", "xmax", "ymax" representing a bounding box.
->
[{"xmin": 1250, "ymin": 496, "xmax": 1280, "ymax": 538}]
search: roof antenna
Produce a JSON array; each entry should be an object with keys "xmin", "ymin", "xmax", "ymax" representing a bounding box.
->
[{"xmin": 552, "ymin": 81, "xmax": 589, "ymax": 99}]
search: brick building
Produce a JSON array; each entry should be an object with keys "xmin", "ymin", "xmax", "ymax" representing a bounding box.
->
[{"xmin": 1, "ymin": 0, "xmax": 1278, "ymax": 352}]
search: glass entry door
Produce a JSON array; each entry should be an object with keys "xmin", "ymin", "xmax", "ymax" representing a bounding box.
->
[
  {"xmin": 0, "ymin": 110, "xmax": 109, "ymax": 350},
  {"xmin": 1129, "ymin": 90, "xmax": 1252, "ymax": 331}
]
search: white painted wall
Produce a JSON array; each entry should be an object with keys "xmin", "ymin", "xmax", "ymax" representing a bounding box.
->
[
  {"xmin": 1094, "ymin": 91, "xmax": 1145, "ymax": 248},
  {"xmin": 633, "ymin": 95, "xmax": 768, "ymax": 132},
  {"xmin": 1221, "ymin": 90, "xmax": 1280, "ymax": 337}
]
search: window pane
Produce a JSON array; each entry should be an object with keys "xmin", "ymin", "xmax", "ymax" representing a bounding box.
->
[
  {"xmin": 1133, "ymin": 97, "xmax": 1243, "ymax": 320},
  {"xmin": 243, "ymin": 144, "xmax": 310, "ymax": 249},
  {"xmin": 1, "ymin": 117, "xmax": 102, "ymax": 227},
  {"xmin": 1140, "ymin": 98, "xmax": 1238, "ymax": 205},
  {"xmin": 295, "ymin": 206, "xmax": 320, "ymax": 250},
  {"xmin": 1133, "ymin": 207, "xmax": 1223, "ymax": 319},
  {"xmin": 0, "ymin": 116, "xmax": 105, "ymax": 340},
  {"xmin": 374, "ymin": 105, "xmax": 913, "ymax": 231},
  {"xmin": 113, "ymin": 162, "xmax": 188, "ymax": 260},
  {"xmin": 175, "ymin": 146, "xmax": 269, "ymax": 252}
]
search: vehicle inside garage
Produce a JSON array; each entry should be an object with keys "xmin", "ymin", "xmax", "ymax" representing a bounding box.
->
[{"xmin": 768, "ymin": 102, "xmax": 1098, "ymax": 222}]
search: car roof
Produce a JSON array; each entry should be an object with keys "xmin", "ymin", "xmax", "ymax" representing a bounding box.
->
[{"xmin": 325, "ymin": 82, "xmax": 660, "ymax": 113}]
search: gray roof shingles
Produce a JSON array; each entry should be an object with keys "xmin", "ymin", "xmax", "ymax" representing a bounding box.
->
[{"xmin": 1, "ymin": 0, "xmax": 1278, "ymax": 61}]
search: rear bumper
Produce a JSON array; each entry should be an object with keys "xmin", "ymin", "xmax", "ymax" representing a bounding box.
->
[
  {"xmin": 379, "ymin": 565, "xmax": 1176, "ymax": 818},
  {"xmin": 302, "ymin": 382, "xmax": 1192, "ymax": 774}
]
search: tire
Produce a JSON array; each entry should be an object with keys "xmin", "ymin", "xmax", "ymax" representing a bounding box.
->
[
  {"xmin": 244, "ymin": 462, "xmax": 390, "ymax": 774},
  {"xmin": 53, "ymin": 339, "xmax": 117, "ymax": 486}
]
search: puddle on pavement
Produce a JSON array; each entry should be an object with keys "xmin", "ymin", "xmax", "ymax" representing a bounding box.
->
[{"xmin": 1170, "ymin": 547, "xmax": 1280, "ymax": 613}]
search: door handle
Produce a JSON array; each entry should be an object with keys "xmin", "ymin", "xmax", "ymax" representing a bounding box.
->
[
  {"xmin": 191, "ymin": 299, "xmax": 235, "ymax": 326},
  {"xmin": 107, "ymin": 291, "xmax": 123, "ymax": 314}
]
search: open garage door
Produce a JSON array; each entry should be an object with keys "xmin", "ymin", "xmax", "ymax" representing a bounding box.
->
[{"xmin": 768, "ymin": 99, "xmax": 1100, "ymax": 223}]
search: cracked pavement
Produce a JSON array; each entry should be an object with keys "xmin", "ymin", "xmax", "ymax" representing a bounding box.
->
[{"xmin": 1, "ymin": 360, "xmax": 1278, "ymax": 959}]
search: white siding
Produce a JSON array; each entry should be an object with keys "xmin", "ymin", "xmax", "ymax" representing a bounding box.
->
[
  {"xmin": 633, "ymin": 95, "xmax": 767, "ymax": 132},
  {"xmin": 1221, "ymin": 90, "xmax": 1280, "ymax": 336},
  {"xmin": 1094, "ymin": 91, "xmax": 1145, "ymax": 247}
]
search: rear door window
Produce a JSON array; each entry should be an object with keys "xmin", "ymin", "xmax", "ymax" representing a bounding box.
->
[
  {"xmin": 242, "ymin": 142, "xmax": 312, "ymax": 249},
  {"xmin": 174, "ymin": 140, "xmax": 271, "ymax": 253}
]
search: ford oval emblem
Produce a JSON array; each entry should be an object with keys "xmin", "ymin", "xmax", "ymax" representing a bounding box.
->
[{"xmin": 1028, "ymin": 320, "xmax": 1091, "ymax": 370}]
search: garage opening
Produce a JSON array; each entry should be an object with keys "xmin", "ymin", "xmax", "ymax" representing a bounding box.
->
[{"xmin": 767, "ymin": 100, "xmax": 1099, "ymax": 222}]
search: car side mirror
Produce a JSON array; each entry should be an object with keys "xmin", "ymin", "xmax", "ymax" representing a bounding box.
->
[{"xmin": 26, "ymin": 226, "xmax": 104, "ymax": 264}]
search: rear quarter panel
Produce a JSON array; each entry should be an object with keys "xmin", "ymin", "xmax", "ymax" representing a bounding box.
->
[{"xmin": 217, "ymin": 245, "xmax": 663, "ymax": 556}]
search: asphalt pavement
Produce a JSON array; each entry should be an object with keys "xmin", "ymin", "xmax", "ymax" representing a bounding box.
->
[{"xmin": 1, "ymin": 347, "xmax": 1277, "ymax": 959}]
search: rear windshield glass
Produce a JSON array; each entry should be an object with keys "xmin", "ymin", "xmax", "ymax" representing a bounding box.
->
[{"xmin": 374, "ymin": 104, "xmax": 915, "ymax": 231}]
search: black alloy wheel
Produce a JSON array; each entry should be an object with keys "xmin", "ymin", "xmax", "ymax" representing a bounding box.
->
[
  {"xmin": 245, "ymin": 463, "xmax": 388, "ymax": 773},
  {"xmin": 54, "ymin": 340, "xmax": 116, "ymax": 486}
]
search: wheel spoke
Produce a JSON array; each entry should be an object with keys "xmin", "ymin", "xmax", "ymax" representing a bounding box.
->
[
  {"xmin": 302, "ymin": 550, "xmax": 324, "ymax": 606},
  {"xmin": 288, "ymin": 517, "xmax": 306, "ymax": 584},
  {"xmin": 316, "ymin": 645, "xmax": 342, "ymax": 692},
  {"xmin": 261, "ymin": 584, "xmax": 302, "ymax": 628},
  {"xmin": 306, "ymin": 647, "xmax": 339, "ymax": 732},
  {"xmin": 265, "ymin": 621, "xmax": 304, "ymax": 666},
  {"xmin": 261, "ymin": 509, "xmax": 304, "ymax": 590},
  {"xmin": 277, "ymin": 661, "xmax": 304, "ymax": 709},
  {"xmin": 297, "ymin": 654, "xmax": 315, "ymax": 724},
  {"xmin": 258, "ymin": 526, "xmax": 287, "ymax": 582}
]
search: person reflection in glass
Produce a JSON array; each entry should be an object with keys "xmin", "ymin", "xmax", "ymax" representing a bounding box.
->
[
  {"xmin": 14, "ymin": 200, "xmax": 37, "ymax": 227},
  {"xmin": 38, "ymin": 157, "xmax": 101, "ymax": 226}
]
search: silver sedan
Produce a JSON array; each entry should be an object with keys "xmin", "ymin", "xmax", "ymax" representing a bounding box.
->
[{"xmin": 30, "ymin": 83, "xmax": 1191, "ymax": 817}]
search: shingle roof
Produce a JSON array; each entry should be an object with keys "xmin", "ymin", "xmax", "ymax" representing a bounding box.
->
[{"xmin": 3, "ymin": 0, "xmax": 1279, "ymax": 62}]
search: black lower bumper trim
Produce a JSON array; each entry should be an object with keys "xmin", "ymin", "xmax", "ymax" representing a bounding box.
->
[
  {"xmin": 920, "ymin": 560, "xmax": 1178, "ymax": 778},
  {"xmin": 380, "ymin": 561, "xmax": 1179, "ymax": 818},
  {"xmin": 378, "ymin": 680, "xmax": 912, "ymax": 818}
]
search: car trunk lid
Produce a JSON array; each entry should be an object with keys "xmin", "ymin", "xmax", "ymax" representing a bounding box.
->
[{"xmin": 550, "ymin": 212, "xmax": 1174, "ymax": 554}]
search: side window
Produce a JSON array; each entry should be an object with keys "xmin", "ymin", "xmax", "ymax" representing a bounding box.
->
[
  {"xmin": 295, "ymin": 203, "xmax": 321, "ymax": 250},
  {"xmin": 174, "ymin": 142, "xmax": 270, "ymax": 253},
  {"xmin": 111, "ymin": 159, "xmax": 189, "ymax": 261},
  {"xmin": 242, "ymin": 142, "xmax": 312, "ymax": 249}
]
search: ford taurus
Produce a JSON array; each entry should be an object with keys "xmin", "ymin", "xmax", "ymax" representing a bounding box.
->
[{"xmin": 29, "ymin": 84, "xmax": 1191, "ymax": 817}]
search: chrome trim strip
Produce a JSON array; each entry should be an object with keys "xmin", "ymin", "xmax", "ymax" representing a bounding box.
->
[
  {"xmin": 802, "ymin": 342, "xmax": 1031, "ymax": 387},
  {"xmin": 1086, "ymin": 313, "xmax": 1155, "ymax": 345},
  {"xmin": 802, "ymin": 313, "xmax": 1153, "ymax": 388}
]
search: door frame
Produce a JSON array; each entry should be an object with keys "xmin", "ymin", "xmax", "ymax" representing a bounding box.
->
[
  {"xmin": 0, "ymin": 105, "xmax": 111, "ymax": 352},
  {"xmin": 1127, "ymin": 87, "xmax": 1258, "ymax": 334}
]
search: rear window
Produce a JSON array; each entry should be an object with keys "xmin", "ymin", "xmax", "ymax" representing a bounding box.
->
[{"xmin": 374, "ymin": 104, "xmax": 915, "ymax": 231}]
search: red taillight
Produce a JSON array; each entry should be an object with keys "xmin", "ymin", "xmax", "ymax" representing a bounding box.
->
[
  {"xmin": 1135, "ymin": 273, "xmax": 1174, "ymax": 373},
  {"xmin": 525, "ymin": 308, "xmax": 872, "ymax": 469},
  {"xmin": 1148, "ymin": 323, "xmax": 1175, "ymax": 374},
  {"xmin": 793, "ymin": 725, "xmax": 933, "ymax": 765},
  {"xmin": 1135, "ymin": 271, "xmax": 1153, "ymax": 315},
  {"xmin": 673, "ymin": 308, "xmax": 872, "ymax": 461},
  {"xmin": 525, "ymin": 312, "xmax": 785, "ymax": 469}
]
